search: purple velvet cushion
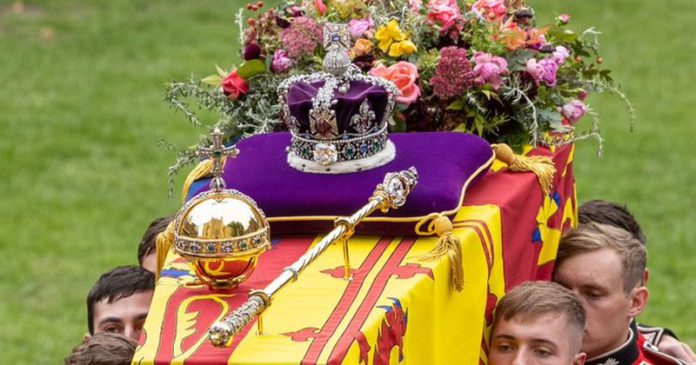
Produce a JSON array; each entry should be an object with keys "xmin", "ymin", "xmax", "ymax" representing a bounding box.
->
[{"xmin": 190, "ymin": 132, "xmax": 493, "ymax": 234}]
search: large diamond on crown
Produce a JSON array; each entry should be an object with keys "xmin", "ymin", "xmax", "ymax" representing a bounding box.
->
[{"xmin": 313, "ymin": 143, "xmax": 338, "ymax": 166}]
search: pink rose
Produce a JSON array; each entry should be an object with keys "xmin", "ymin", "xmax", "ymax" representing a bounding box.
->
[
  {"xmin": 221, "ymin": 70, "xmax": 249, "ymax": 100},
  {"xmin": 472, "ymin": 52, "xmax": 508, "ymax": 90},
  {"xmin": 560, "ymin": 100, "xmax": 587, "ymax": 124},
  {"xmin": 526, "ymin": 58, "xmax": 558, "ymax": 87},
  {"xmin": 551, "ymin": 46, "xmax": 570, "ymax": 65},
  {"xmin": 558, "ymin": 14, "xmax": 571, "ymax": 24},
  {"xmin": 472, "ymin": 0, "xmax": 507, "ymax": 22},
  {"xmin": 314, "ymin": 0, "xmax": 327, "ymax": 16},
  {"xmin": 348, "ymin": 18, "xmax": 373, "ymax": 39},
  {"xmin": 369, "ymin": 61, "xmax": 420, "ymax": 105},
  {"xmin": 427, "ymin": 0, "xmax": 461, "ymax": 29}
]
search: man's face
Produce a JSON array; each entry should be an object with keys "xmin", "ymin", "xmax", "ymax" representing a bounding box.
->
[
  {"xmin": 489, "ymin": 313, "xmax": 585, "ymax": 365},
  {"xmin": 92, "ymin": 291, "xmax": 153, "ymax": 341},
  {"xmin": 553, "ymin": 248, "xmax": 636, "ymax": 359},
  {"xmin": 141, "ymin": 252, "xmax": 157, "ymax": 273}
]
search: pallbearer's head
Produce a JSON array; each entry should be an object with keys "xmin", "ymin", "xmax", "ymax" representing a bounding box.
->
[{"xmin": 489, "ymin": 281, "xmax": 587, "ymax": 365}]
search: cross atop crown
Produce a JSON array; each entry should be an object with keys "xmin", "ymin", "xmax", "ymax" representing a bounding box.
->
[
  {"xmin": 322, "ymin": 23, "xmax": 352, "ymax": 77},
  {"xmin": 196, "ymin": 128, "xmax": 239, "ymax": 192},
  {"xmin": 323, "ymin": 23, "xmax": 350, "ymax": 51}
]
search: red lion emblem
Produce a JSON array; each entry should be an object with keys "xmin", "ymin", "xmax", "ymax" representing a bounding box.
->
[{"xmin": 373, "ymin": 298, "xmax": 408, "ymax": 365}]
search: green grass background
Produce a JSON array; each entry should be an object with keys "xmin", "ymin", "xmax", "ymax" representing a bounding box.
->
[{"xmin": 0, "ymin": 0, "xmax": 693, "ymax": 362}]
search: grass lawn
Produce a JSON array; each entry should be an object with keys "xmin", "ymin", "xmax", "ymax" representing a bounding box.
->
[{"xmin": 0, "ymin": 0, "xmax": 693, "ymax": 362}]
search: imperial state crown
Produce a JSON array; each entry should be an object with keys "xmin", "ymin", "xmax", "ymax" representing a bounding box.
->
[{"xmin": 278, "ymin": 23, "xmax": 399, "ymax": 174}]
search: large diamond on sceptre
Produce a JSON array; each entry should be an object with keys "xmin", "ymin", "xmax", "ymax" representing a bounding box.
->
[{"xmin": 172, "ymin": 128, "xmax": 271, "ymax": 290}]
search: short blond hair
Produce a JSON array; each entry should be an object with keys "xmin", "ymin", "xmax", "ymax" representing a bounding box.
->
[
  {"xmin": 556, "ymin": 222, "xmax": 646, "ymax": 294},
  {"xmin": 493, "ymin": 281, "xmax": 586, "ymax": 351}
]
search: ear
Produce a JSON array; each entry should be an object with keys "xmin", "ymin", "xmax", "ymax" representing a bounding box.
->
[
  {"xmin": 572, "ymin": 352, "xmax": 587, "ymax": 365},
  {"xmin": 627, "ymin": 286, "xmax": 649, "ymax": 318}
]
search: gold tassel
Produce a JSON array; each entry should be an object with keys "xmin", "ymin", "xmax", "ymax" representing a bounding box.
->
[
  {"xmin": 415, "ymin": 213, "xmax": 464, "ymax": 292},
  {"xmin": 181, "ymin": 156, "xmax": 227, "ymax": 203},
  {"xmin": 154, "ymin": 220, "xmax": 176, "ymax": 281},
  {"xmin": 491, "ymin": 143, "xmax": 555, "ymax": 196}
]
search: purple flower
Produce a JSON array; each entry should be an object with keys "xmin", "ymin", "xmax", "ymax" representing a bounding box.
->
[
  {"xmin": 560, "ymin": 99, "xmax": 587, "ymax": 124},
  {"xmin": 430, "ymin": 46, "xmax": 475, "ymax": 99},
  {"xmin": 280, "ymin": 17, "xmax": 322, "ymax": 58},
  {"xmin": 348, "ymin": 18, "xmax": 373, "ymax": 39},
  {"xmin": 472, "ymin": 52, "xmax": 508, "ymax": 90},
  {"xmin": 551, "ymin": 46, "xmax": 570, "ymax": 65},
  {"xmin": 558, "ymin": 14, "xmax": 571, "ymax": 24},
  {"xmin": 526, "ymin": 58, "xmax": 559, "ymax": 87},
  {"xmin": 271, "ymin": 49, "xmax": 294, "ymax": 73}
]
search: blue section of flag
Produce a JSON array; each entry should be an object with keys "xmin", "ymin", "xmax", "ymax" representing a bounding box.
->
[
  {"xmin": 186, "ymin": 179, "xmax": 211, "ymax": 201},
  {"xmin": 160, "ymin": 269, "xmax": 191, "ymax": 279},
  {"xmin": 552, "ymin": 192, "xmax": 561, "ymax": 207},
  {"xmin": 532, "ymin": 228, "xmax": 542, "ymax": 243}
]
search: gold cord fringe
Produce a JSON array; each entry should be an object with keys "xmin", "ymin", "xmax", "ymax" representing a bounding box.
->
[
  {"xmin": 181, "ymin": 156, "xmax": 227, "ymax": 203},
  {"xmin": 415, "ymin": 213, "xmax": 464, "ymax": 292},
  {"xmin": 491, "ymin": 143, "xmax": 555, "ymax": 196},
  {"xmin": 154, "ymin": 220, "xmax": 176, "ymax": 281}
]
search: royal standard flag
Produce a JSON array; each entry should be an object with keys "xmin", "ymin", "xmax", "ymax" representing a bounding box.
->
[{"xmin": 133, "ymin": 144, "xmax": 575, "ymax": 365}]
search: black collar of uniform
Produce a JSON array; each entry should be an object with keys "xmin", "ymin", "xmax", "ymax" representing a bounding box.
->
[{"xmin": 586, "ymin": 326, "xmax": 639, "ymax": 365}]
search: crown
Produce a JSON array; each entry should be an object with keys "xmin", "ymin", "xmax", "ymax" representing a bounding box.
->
[{"xmin": 278, "ymin": 23, "xmax": 399, "ymax": 174}]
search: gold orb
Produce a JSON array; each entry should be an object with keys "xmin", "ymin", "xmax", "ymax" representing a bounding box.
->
[{"xmin": 173, "ymin": 190, "xmax": 271, "ymax": 290}]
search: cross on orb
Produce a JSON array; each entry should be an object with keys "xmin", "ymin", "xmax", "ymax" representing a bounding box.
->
[{"xmin": 196, "ymin": 127, "xmax": 239, "ymax": 192}]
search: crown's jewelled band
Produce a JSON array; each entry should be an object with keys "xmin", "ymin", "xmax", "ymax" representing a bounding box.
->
[{"xmin": 290, "ymin": 124, "xmax": 389, "ymax": 165}]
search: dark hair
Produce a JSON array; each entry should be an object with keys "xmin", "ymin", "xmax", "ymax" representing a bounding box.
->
[
  {"xmin": 578, "ymin": 200, "xmax": 646, "ymax": 245},
  {"xmin": 87, "ymin": 266, "xmax": 154, "ymax": 334},
  {"xmin": 65, "ymin": 332, "xmax": 136, "ymax": 365},
  {"xmin": 137, "ymin": 216, "xmax": 173, "ymax": 265}
]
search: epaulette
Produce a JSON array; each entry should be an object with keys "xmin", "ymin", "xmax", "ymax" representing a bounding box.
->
[{"xmin": 640, "ymin": 335, "xmax": 688, "ymax": 365}]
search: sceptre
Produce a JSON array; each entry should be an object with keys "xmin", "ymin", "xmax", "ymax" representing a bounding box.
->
[{"xmin": 208, "ymin": 167, "xmax": 419, "ymax": 347}]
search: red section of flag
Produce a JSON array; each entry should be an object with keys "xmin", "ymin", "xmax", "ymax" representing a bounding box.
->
[
  {"xmin": 373, "ymin": 299, "xmax": 407, "ymax": 365},
  {"xmin": 326, "ymin": 238, "xmax": 417, "ymax": 364},
  {"xmin": 464, "ymin": 145, "xmax": 573, "ymax": 290},
  {"xmin": 392, "ymin": 263, "xmax": 433, "ymax": 280},
  {"xmin": 283, "ymin": 327, "xmax": 321, "ymax": 342},
  {"xmin": 300, "ymin": 237, "xmax": 393, "ymax": 364},
  {"xmin": 152, "ymin": 236, "xmax": 315, "ymax": 364}
]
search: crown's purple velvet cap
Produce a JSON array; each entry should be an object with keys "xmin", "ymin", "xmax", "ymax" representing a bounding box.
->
[
  {"xmin": 189, "ymin": 132, "xmax": 493, "ymax": 234},
  {"xmin": 288, "ymin": 80, "xmax": 390, "ymax": 134}
]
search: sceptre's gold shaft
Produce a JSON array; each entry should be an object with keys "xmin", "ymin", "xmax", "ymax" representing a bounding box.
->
[
  {"xmin": 342, "ymin": 237, "xmax": 351, "ymax": 280},
  {"xmin": 208, "ymin": 167, "xmax": 418, "ymax": 347}
]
